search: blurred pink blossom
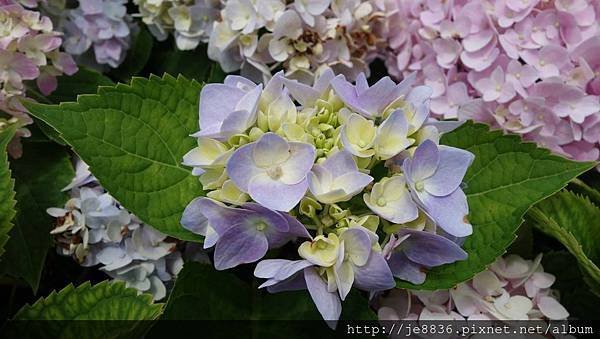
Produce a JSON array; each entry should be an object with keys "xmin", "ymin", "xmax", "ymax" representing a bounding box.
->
[
  {"xmin": 0, "ymin": 1, "xmax": 77, "ymax": 157},
  {"xmin": 383, "ymin": 0, "xmax": 600, "ymax": 168}
]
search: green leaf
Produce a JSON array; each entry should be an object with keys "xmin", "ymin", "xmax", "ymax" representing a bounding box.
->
[
  {"xmin": 29, "ymin": 67, "xmax": 116, "ymax": 145},
  {"xmin": 23, "ymin": 74, "xmax": 204, "ymax": 241},
  {"xmin": 110, "ymin": 27, "xmax": 154, "ymax": 81},
  {"xmin": 397, "ymin": 122, "xmax": 596, "ymax": 290},
  {"xmin": 0, "ymin": 126, "xmax": 17, "ymax": 258},
  {"xmin": 15, "ymin": 280, "xmax": 163, "ymax": 319},
  {"xmin": 46, "ymin": 67, "xmax": 115, "ymax": 103},
  {"xmin": 6, "ymin": 281, "xmax": 162, "ymax": 338},
  {"xmin": 158, "ymin": 262, "xmax": 375, "ymax": 337},
  {"xmin": 570, "ymin": 177, "xmax": 600, "ymax": 205},
  {"xmin": 0, "ymin": 140, "xmax": 74, "ymax": 292},
  {"xmin": 528, "ymin": 190, "xmax": 600, "ymax": 296}
]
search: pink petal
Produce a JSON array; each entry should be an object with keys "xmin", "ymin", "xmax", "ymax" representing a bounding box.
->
[
  {"xmin": 462, "ymin": 29, "xmax": 494, "ymax": 53},
  {"xmin": 537, "ymin": 296, "xmax": 569, "ymax": 320},
  {"xmin": 36, "ymin": 72, "xmax": 57, "ymax": 95}
]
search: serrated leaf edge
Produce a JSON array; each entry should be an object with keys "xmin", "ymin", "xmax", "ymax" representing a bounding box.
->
[{"xmin": 14, "ymin": 280, "xmax": 164, "ymax": 320}]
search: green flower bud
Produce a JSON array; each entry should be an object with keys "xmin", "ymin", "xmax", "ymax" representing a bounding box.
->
[
  {"xmin": 199, "ymin": 167, "xmax": 228, "ymax": 190},
  {"xmin": 355, "ymin": 156, "xmax": 373, "ymax": 170},
  {"xmin": 319, "ymin": 123, "xmax": 333, "ymax": 133},
  {"xmin": 321, "ymin": 215, "xmax": 335, "ymax": 227},
  {"xmin": 350, "ymin": 214, "xmax": 380, "ymax": 233},
  {"xmin": 228, "ymin": 134, "xmax": 251, "ymax": 147},
  {"xmin": 328, "ymin": 204, "xmax": 349, "ymax": 221},
  {"xmin": 299, "ymin": 197, "xmax": 322, "ymax": 219},
  {"xmin": 248, "ymin": 127, "xmax": 265, "ymax": 141},
  {"xmin": 257, "ymin": 110, "xmax": 269, "ymax": 132},
  {"xmin": 337, "ymin": 218, "xmax": 349, "ymax": 229}
]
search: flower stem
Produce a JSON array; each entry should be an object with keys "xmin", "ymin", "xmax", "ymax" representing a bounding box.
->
[{"xmin": 310, "ymin": 214, "xmax": 323, "ymax": 236}]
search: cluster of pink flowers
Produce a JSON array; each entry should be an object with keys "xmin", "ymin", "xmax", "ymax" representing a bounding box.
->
[
  {"xmin": 63, "ymin": 0, "xmax": 135, "ymax": 68},
  {"xmin": 0, "ymin": 0, "xmax": 77, "ymax": 155},
  {"xmin": 377, "ymin": 254, "xmax": 569, "ymax": 321},
  {"xmin": 382, "ymin": 0, "xmax": 600, "ymax": 164}
]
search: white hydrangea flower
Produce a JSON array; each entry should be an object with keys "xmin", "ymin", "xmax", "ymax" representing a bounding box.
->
[
  {"xmin": 205, "ymin": 0, "xmax": 387, "ymax": 82},
  {"xmin": 48, "ymin": 158, "xmax": 183, "ymax": 301},
  {"xmin": 134, "ymin": 0, "xmax": 221, "ymax": 50}
]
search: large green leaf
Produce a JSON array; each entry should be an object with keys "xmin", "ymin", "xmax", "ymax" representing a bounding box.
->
[
  {"xmin": 14, "ymin": 280, "xmax": 163, "ymax": 319},
  {"xmin": 397, "ymin": 122, "xmax": 595, "ymax": 290},
  {"xmin": 528, "ymin": 190, "xmax": 600, "ymax": 296},
  {"xmin": 157, "ymin": 262, "xmax": 375, "ymax": 337},
  {"xmin": 28, "ymin": 67, "xmax": 116, "ymax": 145},
  {"xmin": 7, "ymin": 281, "xmax": 163, "ymax": 338},
  {"xmin": 24, "ymin": 75, "xmax": 204, "ymax": 241},
  {"xmin": 46, "ymin": 67, "xmax": 115, "ymax": 103},
  {"xmin": 0, "ymin": 140, "xmax": 74, "ymax": 292},
  {"xmin": 0, "ymin": 126, "xmax": 17, "ymax": 258}
]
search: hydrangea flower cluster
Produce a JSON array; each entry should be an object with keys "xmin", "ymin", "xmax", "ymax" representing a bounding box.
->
[
  {"xmin": 0, "ymin": 0, "xmax": 77, "ymax": 123},
  {"xmin": 133, "ymin": 0, "xmax": 220, "ymax": 51},
  {"xmin": 62, "ymin": 0, "xmax": 135, "ymax": 68},
  {"xmin": 181, "ymin": 69, "xmax": 475, "ymax": 321},
  {"xmin": 377, "ymin": 254, "xmax": 569, "ymax": 321},
  {"xmin": 47, "ymin": 159, "xmax": 183, "ymax": 301},
  {"xmin": 382, "ymin": 0, "xmax": 600, "ymax": 165},
  {"xmin": 206, "ymin": 0, "xmax": 388, "ymax": 83}
]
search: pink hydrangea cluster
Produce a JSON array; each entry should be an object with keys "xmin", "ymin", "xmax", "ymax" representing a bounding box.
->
[
  {"xmin": 62, "ymin": 0, "xmax": 135, "ymax": 68},
  {"xmin": 382, "ymin": 0, "xmax": 600, "ymax": 164},
  {"xmin": 0, "ymin": 0, "xmax": 77, "ymax": 155},
  {"xmin": 377, "ymin": 254, "xmax": 570, "ymax": 321}
]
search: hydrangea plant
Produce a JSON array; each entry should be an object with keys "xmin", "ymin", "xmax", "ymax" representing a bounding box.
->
[
  {"xmin": 180, "ymin": 69, "xmax": 475, "ymax": 321},
  {"xmin": 1, "ymin": 0, "xmax": 599, "ymax": 332}
]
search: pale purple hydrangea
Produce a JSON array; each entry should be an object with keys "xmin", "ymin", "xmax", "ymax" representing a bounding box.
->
[
  {"xmin": 255, "ymin": 226, "xmax": 395, "ymax": 322},
  {"xmin": 377, "ymin": 253, "xmax": 569, "ymax": 321},
  {"xmin": 227, "ymin": 132, "xmax": 316, "ymax": 212},
  {"xmin": 191, "ymin": 76, "xmax": 262, "ymax": 141},
  {"xmin": 402, "ymin": 140, "xmax": 474, "ymax": 237},
  {"xmin": 382, "ymin": 0, "xmax": 600, "ymax": 167},
  {"xmin": 181, "ymin": 71, "xmax": 474, "ymax": 322},
  {"xmin": 383, "ymin": 228, "xmax": 467, "ymax": 285},
  {"xmin": 181, "ymin": 197, "xmax": 310, "ymax": 270},
  {"xmin": 63, "ymin": 0, "xmax": 135, "ymax": 68}
]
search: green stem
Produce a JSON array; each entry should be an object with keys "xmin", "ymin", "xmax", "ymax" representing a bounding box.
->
[
  {"xmin": 525, "ymin": 206, "xmax": 549, "ymax": 230},
  {"xmin": 310, "ymin": 214, "xmax": 323, "ymax": 236}
]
